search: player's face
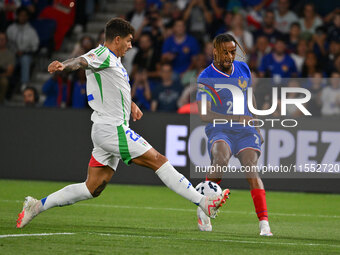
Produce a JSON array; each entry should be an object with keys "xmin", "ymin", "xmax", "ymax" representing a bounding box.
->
[
  {"xmin": 214, "ymin": 41, "xmax": 236, "ymax": 71},
  {"xmin": 118, "ymin": 34, "xmax": 133, "ymax": 57}
]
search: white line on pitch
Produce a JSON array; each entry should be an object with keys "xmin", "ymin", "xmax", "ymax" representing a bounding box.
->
[
  {"xmin": 89, "ymin": 232, "xmax": 340, "ymax": 249},
  {"xmin": 0, "ymin": 233, "xmax": 74, "ymax": 239},
  {"xmin": 2, "ymin": 199, "xmax": 340, "ymax": 219}
]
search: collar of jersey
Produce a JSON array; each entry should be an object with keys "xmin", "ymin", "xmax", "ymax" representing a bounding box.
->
[
  {"xmin": 99, "ymin": 44, "xmax": 118, "ymax": 58},
  {"xmin": 211, "ymin": 63, "xmax": 234, "ymax": 77}
]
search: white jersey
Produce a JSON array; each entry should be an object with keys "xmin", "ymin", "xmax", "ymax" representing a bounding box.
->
[{"xmin": 82, "ymin": 45, "xmax": 131, "ymax": 126}]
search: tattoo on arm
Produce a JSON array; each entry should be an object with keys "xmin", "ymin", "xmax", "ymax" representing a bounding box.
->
[
  {"xmin": 62, "ymin": 57, "xmax": 88, "ymax": 72},
  {"xmin": 92, "ymin": 180, "xmax": 107, "ymax": 197}
]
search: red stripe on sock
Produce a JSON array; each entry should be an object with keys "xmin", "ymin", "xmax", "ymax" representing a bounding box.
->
[
  {"xmin": 89, "ymin": 155, "xmax": 105, "ymax": 167},
  {"xmin": 251, "ymin": 189, "xmax": 268, "ymax": 221}
]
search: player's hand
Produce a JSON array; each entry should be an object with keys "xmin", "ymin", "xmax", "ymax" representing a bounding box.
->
[
  {"xmin": 131, "ymin": 102, "xmax": 143, "ymax": 121},
  {"xmin": 48, "ymin": 61, "xmax": 65, "ymax": 73}
]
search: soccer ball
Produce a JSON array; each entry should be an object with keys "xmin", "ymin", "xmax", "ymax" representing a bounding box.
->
[{"xmin": 195, "ymin": 181, "xmax": 222, "ymax": 197}]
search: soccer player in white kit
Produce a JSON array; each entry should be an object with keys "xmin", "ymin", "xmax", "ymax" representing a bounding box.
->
[{"xmin": 16, "ymin": 18, "xmax": 230, "ymax": 228}]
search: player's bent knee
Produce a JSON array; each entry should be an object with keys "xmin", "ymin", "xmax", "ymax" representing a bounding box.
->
[
  {"xmin": 212, "ymin": 153, "xmax": 230, "ymax": 166},
  {"xmin": 242, "ymin": 158, "xmax": 258, "ymax": 167}
]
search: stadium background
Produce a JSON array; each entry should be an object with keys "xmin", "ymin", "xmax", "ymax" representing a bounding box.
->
[{"xmin": 0, "ymin": 0, "xmax": 339, "ymax": 192}]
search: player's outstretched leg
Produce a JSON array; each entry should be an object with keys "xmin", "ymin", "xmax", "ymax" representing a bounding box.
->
[
  {"xmin": 197, "ymin": 141, "xmax": 231, "ymax": 231},
  {"xmin": 16, "ymin": 165, "xmax": 114, "ymax": 228},
  {"xmin": 132, "ymin": 148, "xmax": 230, "ymax": 218}
]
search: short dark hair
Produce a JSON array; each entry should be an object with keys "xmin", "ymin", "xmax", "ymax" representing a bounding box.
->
[
  {"xmin": 16, "ymin": 7, "xmax": 30, "ymax": 17},
  {"xmin": 23, "ymin": 86, "xmax": 39, "ymax": 103},
  {"xmin": 105, "ymin": 18, "xmax": 135, "ymax": 42}
]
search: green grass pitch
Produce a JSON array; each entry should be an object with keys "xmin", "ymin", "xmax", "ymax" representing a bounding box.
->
[{"xmin": 1, "ymin": 179, "xmax": 340, "ymax": 255}]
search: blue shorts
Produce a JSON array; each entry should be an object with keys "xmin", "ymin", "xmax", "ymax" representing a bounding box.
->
[{"xmin": 206, "ymin": 128, "xmax": 261, "ymax": 160}]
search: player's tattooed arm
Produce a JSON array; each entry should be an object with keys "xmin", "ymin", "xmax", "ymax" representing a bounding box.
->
[{"xmin": 48, "ymin": 57, "xmax": 88, "ymax": 73}]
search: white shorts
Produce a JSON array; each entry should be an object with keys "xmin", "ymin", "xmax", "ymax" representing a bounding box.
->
[{"xmin": 89, "ymin": 123, "xmax": 152, "ymax": 170}]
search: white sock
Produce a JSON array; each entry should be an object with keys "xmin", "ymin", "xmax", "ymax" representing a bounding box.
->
[
  {"xmin": 155, "ymin": 161, "xmax": 204, "ymax": 205},
  {"xmin": 39, "ymin": 182, "xmax": 93, "ymax": 212}
]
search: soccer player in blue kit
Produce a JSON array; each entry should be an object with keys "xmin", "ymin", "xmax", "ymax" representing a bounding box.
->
[{"xmin": 196, "ymin": 34, "xmax": 273, "ymax": 236}]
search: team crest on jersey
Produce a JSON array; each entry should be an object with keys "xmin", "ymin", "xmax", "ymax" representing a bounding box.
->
[
  {"xmin": 87, "ymin": 53, "xmax": 96, "ymax": 60},
  {"xmin": 238, "ymin": 77, "xmax": 247, "ymax": 91},
  {"xmin": 282, "ymin": 65, "xmax": 288, "ymax": 72}
]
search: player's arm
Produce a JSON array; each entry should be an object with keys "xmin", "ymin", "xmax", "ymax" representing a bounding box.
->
[
  {"xmin": 48, "ymin": 57, "xmax": 88, "ymax": 73},
  {"xmin": 131, "ymin": 101, "xmax": 143, "ymax": 121},
  {"xmin": 197, "ymin": 100, "xmax": 252, "ymax": 123},
  {"xmin": 252, "ymin": 93, "xmax": 264, "ymax": 144}
]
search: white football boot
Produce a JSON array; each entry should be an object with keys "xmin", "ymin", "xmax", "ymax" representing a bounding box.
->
[
  {"xmin": 197, "ymin": 206, "xmax": 212, "ymax": 231},
  {"xmin": 199, "ymin": 189, "xmax": 230, "ymax": 219},
  {"xmin": 259, "ymin": 220, "xmax": 273, "ymax": 236},
  {"xmin": 16, "ymin": 196, "xmax": 41, "ymax": 228}
]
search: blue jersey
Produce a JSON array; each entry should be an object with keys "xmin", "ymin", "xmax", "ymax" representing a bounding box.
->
[
  {"xmin": 196, "ymin": 61, "xmax": 254, "ymax": 133},
  {"xmin": 196, "ymin": 61, "xmax": 261, "ymax": 157}
]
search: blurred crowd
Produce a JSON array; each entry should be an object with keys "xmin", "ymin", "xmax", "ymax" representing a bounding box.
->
[{"xmin": 0, "ymin": 0, "xmax": 339, "ymax": 117}]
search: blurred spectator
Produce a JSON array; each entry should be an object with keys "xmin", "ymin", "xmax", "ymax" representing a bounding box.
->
[
  {"xmin": 162, "ymin": 19, "xmax": 200, "ymax": 74},
  {"xmin": 134, "ymin": 9, "xmax": 164, "ymax": 48},
  {"xmin": 325, "ymin": 40, "xmax": 340, "ymax": 75},
  {"xmin": 23, "ymin": 86, "xmax": 39, "ymax": 107},
  {"xmin": 72, "ymin": 69, "xmax": 87, "ymax": 108},
  {"xmin": 178, "ymin": 63, "xmax": 204, "ymax": 111},
  {"xmin": 125, "ymin": 0, "xmax": 147, "ymax": 31},
  {"xmin": 327, "ymin": 12, "xmax": 340, "ymax": 43},
  {"xmin": 285, "ymin": 79, "xmax": 306, "ymax": 117},
  {"xmin": 0, "ymin": 0, "xmax": 21, "ymax": 30},
  {"xmin": 299, "ymin": 3, "xmax": 323, "ymax": 39},
  {"xmin": 160, "ymin": 1, "xmax": 175, "ymax": 27},
  {"xmin": 290, "ymin": 39, "xmax": 308, "ymax": 74},
  {"xmin": 6, "ymin": 7, "xmax": 39, "ymax": 89},
  {"xmin": 203, "ymin": 41, "xmax": 214, "ymax": 65},
  {"xmin": 131, "ymin": 69, "xmax": 152, "ymax": 110},
  {"xmin": 42, "ymin": 73, "xmax": 72, "ymax": 108},
  {"xmin": 151, "ymin": 63, "xmax": 183, "ymax": 112},
  {"xmin": 255, "ymin": 9, "xmax": 282, "ymax": 46},
  {"xmin": 39, "ymin": 0, "xmax": 76, "ymax": 51},
  {"xmin": 73, "ymin": 0, "xmax": 95, "ymax": 33},
  {"xmin": 286, "ymin": 22, "xmax": 301, "ymax": 53},
  {"xmin": 274, "ymin": 0, "xmax": 298, "ymax": 34},
  {"xmin": 321, "ymin": 72, "xmax": 340, "ymax": 115},
  {"xmin": 332, "ymin": 54, "xmax": 340, "ymax": 74},
  {"xmin": 0, "ymin": 32, "xmax": 14, "ymax": 104},
  {"xmin": 96, "ymin": 29, "xmax": 105, "ymax": 46},
  {"xmin": 311, "ymin": 26, "xmax": 328, "ymax": 59},
  {"xmin": 301, "ymin": 51, "xmax": 322, "ymax": 78},
  {"xmin": 215, "ymin": 11, "xmax": 233, "ymax": 36},
  {"xmin": 307, "ymin": 72, "xmax": 324, "ymax": 116},
  {"xmin": 131, "ymin": 33, "xmax": 160, "ymax": 80},
  {"xmin": 181, "ymin": 53, "xmax": 206, "ymax": 87},
  {"xmin": 183, "ymin": 0, "xmax": 213, "ymax": 44},
  {"xmin": 259, "ymin": 38, "xmax": 298, "ymax": 83},
  {"xmin": 174, "ymin": 0, "xmax": 190, "ymax": 11},
  {"xmin": 227, "ymin": 12, "xmax": 253, "ymax": 60},
  {"xmin": 71, "ymin": 35, "xmax": 95, "ymax": 58},
  {"xmin": 249, "ymin": 35, "xmax": 271, "ymax": 71}
]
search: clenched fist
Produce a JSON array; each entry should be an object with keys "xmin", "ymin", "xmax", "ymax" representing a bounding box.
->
[{"xmin": 48, "ymin": 61, "xmax": 65, "ymax": 73}]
